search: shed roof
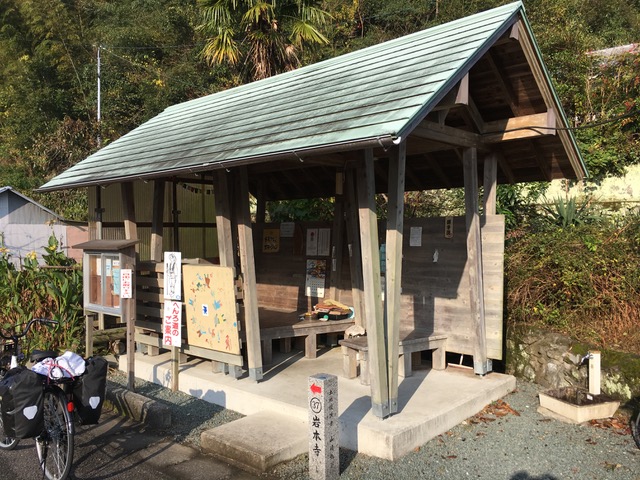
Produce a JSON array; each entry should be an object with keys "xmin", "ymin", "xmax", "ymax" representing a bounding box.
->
[{"xmin": 40, "ymin": 2, "xmax": 586, "ymax": 199}]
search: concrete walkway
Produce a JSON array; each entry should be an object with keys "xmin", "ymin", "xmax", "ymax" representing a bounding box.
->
[{"xmin": 119, "ymin": 347, "xmax": 515, "ymax": 467}]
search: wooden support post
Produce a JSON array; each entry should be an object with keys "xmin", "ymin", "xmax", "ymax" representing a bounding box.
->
[
  {"xmin": 344, "ymin": 169, "xmax": 365, "ymax": 329},
  {"xmin": 236, "ymin": 167, "xmax": 263, "ymax": 381},
  {"xmin": 121, "ymin": 184, "xmax": 138, "ymax": 390},
  {"xmin": 121, "ymin": 246, "xmax": 137, "ymax": 392},
  {"xmin": 172, "ymin": 180, "xmax": 180, "ymax": 251},
  {"xmin": 356, "ymin": 149, "xmax": 389, "ymax": 418},
  {"xmin": 150, "ymin": 180, "xmax": 165, "ymax": 262},
  {"xmin": 385, "ymin": 142, "xmax": 406, "ymax": 414},
  {"xmin": 329, "ymin": 171, "xmax": 345, "ymax": 301},
  {"xmin": 85, "ymin": 312, "xmax": 96, "ymax": 358},
  {"xmin": 483, "ymin": 152, "xmax": 498, "ymax": 217},
  {"xmin": 214, "ymin": 171, "xmax": 235, "ymax": 269},
  {"xmin": 213, "ymin": 171, "xmax": 239, "ymax": 373},
  {"xmin": 94, "ymin": 186, "xmax": 104, "ymax": 240},
  {"xmin": 463, "ymin": 148, "xmax": 489, "ymax": 375},
  {"xmin": 122, "ymin": 182, "xmax": 138, "ymax": 245}
]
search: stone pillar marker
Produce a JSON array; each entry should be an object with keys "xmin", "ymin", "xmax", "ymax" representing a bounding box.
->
[{"xmin": 308, "ymin": 373, "xmax": 339, "ymax": 480}]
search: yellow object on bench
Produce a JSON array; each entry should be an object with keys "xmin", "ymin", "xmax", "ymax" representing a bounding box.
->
[{"xmin": 339, "ymin": 332, "xmax": 447, "ymax": 385}]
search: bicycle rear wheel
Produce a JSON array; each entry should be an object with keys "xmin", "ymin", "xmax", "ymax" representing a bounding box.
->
[{"xmin": 36, "ymin": 388, "xmax": 74, "ymax": 480}]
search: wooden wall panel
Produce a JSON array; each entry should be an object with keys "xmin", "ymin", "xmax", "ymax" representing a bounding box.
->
[
  {"xmin": 400, "ymin": 216, "xmax": 505, "ymax": 360},
  {"xmin": 252, "ymin": 215, "xmax": 505, "ymax": 360}
]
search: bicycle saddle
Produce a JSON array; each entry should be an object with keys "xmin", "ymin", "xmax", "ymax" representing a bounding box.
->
[{"xmin": 30, "ymin": 350, "xmax": 59, "ymax": 363}]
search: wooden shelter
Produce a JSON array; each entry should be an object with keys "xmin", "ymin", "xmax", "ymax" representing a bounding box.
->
[{"xmin": 40, "ymin": 2, "xmax": 586, "ymax": 418}]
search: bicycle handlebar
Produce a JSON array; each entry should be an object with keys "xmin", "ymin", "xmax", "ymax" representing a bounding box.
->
[{"xmin": 0, "ymin": 318, "xmax": 59, "ymax": 341}]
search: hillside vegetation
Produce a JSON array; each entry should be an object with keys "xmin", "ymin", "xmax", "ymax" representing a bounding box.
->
[{"xmin": 1, "ymin": 1, "xmax": 639, "ymax": 354}]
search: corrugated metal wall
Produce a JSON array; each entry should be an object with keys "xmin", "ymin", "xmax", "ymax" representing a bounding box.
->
[{"xmin": 89, "ymin": 181, "xmax": 218, "ymax": 261}]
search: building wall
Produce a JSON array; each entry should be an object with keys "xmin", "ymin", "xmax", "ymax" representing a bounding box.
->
[{"xmin": 543, "ymin": 164, "xmax": 640, "ymax": 213}]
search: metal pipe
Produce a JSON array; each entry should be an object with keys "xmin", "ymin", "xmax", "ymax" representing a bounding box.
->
[{"xmin": 588, "ymin": 350, "xmax": 601, "ymax": 396}]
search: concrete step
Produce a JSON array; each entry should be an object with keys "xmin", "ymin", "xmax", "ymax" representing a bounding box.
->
[{"xmin": 201, "ymin": 410, "xmax": 308, "ymax": 473}]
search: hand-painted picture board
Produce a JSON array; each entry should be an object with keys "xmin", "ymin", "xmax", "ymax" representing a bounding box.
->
[{"xmin": 183, "ymin": 265, "xmax": 240, "ymax": 354}]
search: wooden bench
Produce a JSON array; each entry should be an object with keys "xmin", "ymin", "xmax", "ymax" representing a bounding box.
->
[
  {"xmin": 339, "ymin": 331, "xmax": 447, "ymax": 385},
  {"xmin": 241, "ymin": 308, "xmax": 355, "ymax": 364}
]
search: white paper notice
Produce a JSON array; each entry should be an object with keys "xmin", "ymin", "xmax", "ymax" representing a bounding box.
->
[
  {"xmin": 317, "ymin": 228, "xmax": 331, "ymax": 256},
  {"xmin": 280, "ymin": 222, "xmax": 295, "ymax": 237},
  {"xmin": 410, "ymin": 226, "xmax": 423, "ymax": 247},
  {"xmin": 306, "ymin": 228, "xmax": 318, "ymax": 256},
  {"xmin": 164, "ymin": 252, "xmax": 182, "ymax": 301}
]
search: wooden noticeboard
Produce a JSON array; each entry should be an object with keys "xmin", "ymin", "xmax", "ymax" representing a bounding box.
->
[{"xmin": 183, "ymin": 265, "xmax": 240, "ymax": 355}]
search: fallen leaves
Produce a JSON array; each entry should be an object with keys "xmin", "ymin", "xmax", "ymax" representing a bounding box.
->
[
  {"xmin": 468, "ymin": 399, "xmax": 521, "ymax": 424},
  {"xmin": 588, "ymin": 415, "xmax": 631, "ymax": 435}
]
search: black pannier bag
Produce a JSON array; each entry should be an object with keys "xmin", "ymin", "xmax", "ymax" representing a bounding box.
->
[
  {"xmin": 0, "ymin": 366, "xmax": 44, "ymax": 438},
  {"xmin": 73, "ymin": 356, "xmax": 108, "ymax": 425}
]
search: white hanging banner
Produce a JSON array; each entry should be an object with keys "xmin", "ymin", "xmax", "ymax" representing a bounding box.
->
[
  {"xmin": 164, "ymin": 252, "xmax": 182, "ymax": 300},
  {"xmin": 163, "ymin": 300, "xmax": 182, "ymax": 347}
]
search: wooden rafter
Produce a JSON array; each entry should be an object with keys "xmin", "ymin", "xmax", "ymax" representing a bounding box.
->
[
  {"xmin": 482, "ymin": 110, "xmax": 556, "ymax": 142},
  {"xmin": 486, "ymin": 51, "xmax": 521, "ymax": 116}
]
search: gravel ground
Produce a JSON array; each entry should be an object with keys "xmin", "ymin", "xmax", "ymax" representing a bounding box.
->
[{"xmin": 108, "ymin": 369, "xmax": 639, "ymax": 479}]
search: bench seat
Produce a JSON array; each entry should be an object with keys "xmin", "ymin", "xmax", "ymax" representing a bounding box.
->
[
  {"xmin": 241, "ymin": 308, "xmax": 355, "ymax": 364},
  {"xmin": 339, "ymin": 331, "xmax": 447, "ymax": 385}
]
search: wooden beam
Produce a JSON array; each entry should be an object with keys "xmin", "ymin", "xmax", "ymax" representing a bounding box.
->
[
  {"xmin": 483, "ymin": 111, "xmax": 556, "ymax": 143},
  {"xmin": 413, "ymin": 121, "xmax": 481, "ymax": 148},
  {"xmin": 150, "ymin": 180, "xmax": 165, "ymax": 262},
  {"xmin": 425, "ymin": 155, "xmax": 453, "ymax": 189},
  {"xmin": 236, "ymin": 166, "xmax": 263, "ymax": 381},
  {"xmin": 462, "ymin": 96, "xmax": 486, "ymax": 133},
  {"xmin": 431, "ymin": 74, "xmax": 469, "ymax": 112},
  {"xmin": 496, "ymin": 150, "xmax": 517, "ymax": 184},
  {"xmin": 356, "ymin": 150, "xmax": 389, "ymax": 418},
  {"xmin": 483, "ymin": 152, "xmax": 498, "ymax": 216},
  {"xmin": 463, "ymin": 148, "xmax": 489, "ymax": 375},
  {"xmin": 532, "ymin": 140, "xmax": 553, "ymax": 182},
  {"xmin": 385, "ymin": 142, "xmax": 406, "ymax": 415}
]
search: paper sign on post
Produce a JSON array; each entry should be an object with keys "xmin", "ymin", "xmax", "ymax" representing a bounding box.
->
[
  {"xmin": 163, "ymin": 300, "xmax": 182, "ymax": 347},
  {"xmin": 120, "ymin": 269, "xmax": 132, "ymax": 299},
  {"xmin": 164, "ymin": 252, "xmax": 182, "ymax": 301}
]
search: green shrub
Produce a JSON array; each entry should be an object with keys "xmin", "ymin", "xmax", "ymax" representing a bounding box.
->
[
  {"xmin": 0, "ymin": 234, "xmax": 84, "ymax": 355},
  {"xmin": 505, "ymin": 214, "xmax": 640, "ymax": 354}
]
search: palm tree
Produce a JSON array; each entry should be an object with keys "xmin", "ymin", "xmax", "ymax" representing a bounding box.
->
[{"xmin": 197, "ymin": 0, "xmax": 330, "ymax": 81}]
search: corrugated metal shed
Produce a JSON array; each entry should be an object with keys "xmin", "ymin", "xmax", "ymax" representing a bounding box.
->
[{"xmin": 39, "ymin": 2, "xmax": 586, "ymax": 198}]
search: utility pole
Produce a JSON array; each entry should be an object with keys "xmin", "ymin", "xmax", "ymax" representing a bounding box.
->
[
  {"xmin": 97, "ymin": 45, "xmax": 101, "ymax": 148},
  {"xmin": 95, "ymin": 45, "xmax": 104, "ymax": 240}
]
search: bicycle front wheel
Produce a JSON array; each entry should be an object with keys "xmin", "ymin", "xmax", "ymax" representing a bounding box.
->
[
  {"xmin": 633, "ymin": 410, "xmax": 640, "ymax": 449},
  {"xmin": 0, "ymin": 414, "xmax": 19, "ymax": 450},
  {"xmin": 0, "ymin": 367, "xmax": 19, "ymax": 450},
  {"xmin": 36, "ymin": 388, "xmax": 74, "ymax": 480}
]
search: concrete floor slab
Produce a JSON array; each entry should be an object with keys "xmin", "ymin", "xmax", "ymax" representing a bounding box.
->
[
  {"xmin": 201, "ymin": 411, "xmax": 307, "ymax": 473},
  {"xmin": 120, "ymin": 347, "xmax": 516, "ymax": 461}
]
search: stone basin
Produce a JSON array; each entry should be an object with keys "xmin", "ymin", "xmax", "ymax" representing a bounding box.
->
[{"xmin": 538, "ymin": 387, "xmax": 620, "ymax": 423}]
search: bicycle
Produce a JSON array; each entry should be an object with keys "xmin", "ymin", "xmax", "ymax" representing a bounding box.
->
[{"xmin": 0, "ymin": 318, "xmax": 75, "ymax": 480}]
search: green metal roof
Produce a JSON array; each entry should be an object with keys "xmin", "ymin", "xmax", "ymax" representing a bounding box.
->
[{"xmin": 41, "ymin": 2, "xmax": 571, "ymax": 192}]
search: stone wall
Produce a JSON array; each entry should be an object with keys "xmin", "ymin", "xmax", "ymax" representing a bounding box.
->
[{"xmin": 506, "ymin": 330, "xmax": 640, "ymax": 401}]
